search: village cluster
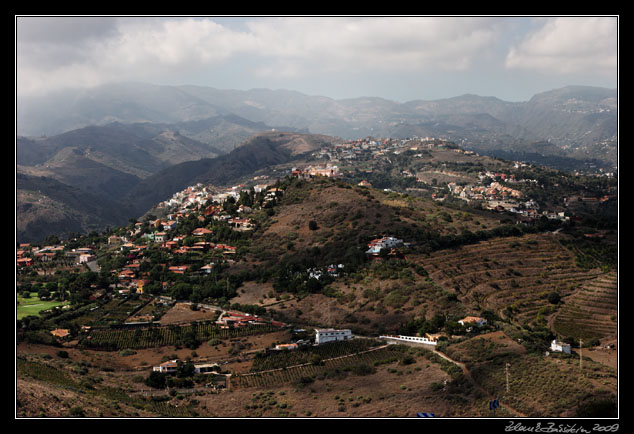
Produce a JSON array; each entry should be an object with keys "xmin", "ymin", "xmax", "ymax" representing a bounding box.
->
[
  {"xmin": 310, "ymin": 136, "xmax": 459, "ymax": 162},
  {"xmin": 306, "ymin": 136, "xmax": 564, "ymax": 222}
]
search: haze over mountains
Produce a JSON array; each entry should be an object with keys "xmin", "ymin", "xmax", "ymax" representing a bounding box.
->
[
  {"xmin": 18, "ymin": 82, "xmax": 616, "ymax": 157},
  {"xmin": 16, "ymin": 82, "xmax": 617, "ymax": 243}
]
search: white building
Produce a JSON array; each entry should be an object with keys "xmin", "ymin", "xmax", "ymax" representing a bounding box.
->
[
  {"xmin": 315, "ymin": 328, "xmax": 353, "ymax": 345},
  {"xmin": 366, "ymin": 236, "xmax": 403, "ymax": 254},
  {"xmin": 78, "ymin": 253, "xmax": 96, "ymax": 264},
  {"xmin": 153, "ymin": 359, "xmax": 179, "ymax": 373},
  {"xmin": 551, "ymin": 339, "xmax": 572, "ymax": 354},
  {"xmin": 458, "ymin": 316, "xmax": 488, "ymax": 328},
  {"xmin": 194, "ymin": 363, "xmax": 220, "ymax": 374},
  {"xmin": 379, "ymin": 334, "xmax": 437, "ymax": 346}
]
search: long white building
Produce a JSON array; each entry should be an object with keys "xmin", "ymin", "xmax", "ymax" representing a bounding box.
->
[{"xmin": 315, "ymin": 328, "xmax": 353, "ymax": 345}]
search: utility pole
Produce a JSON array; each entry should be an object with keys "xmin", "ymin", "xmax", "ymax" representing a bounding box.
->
[{"xmin": 579, "ymin": 339, "xmax": 583, "ymax": 371}]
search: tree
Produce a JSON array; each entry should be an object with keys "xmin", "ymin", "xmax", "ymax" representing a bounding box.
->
[
  {"xmin": 37, "ymin": 287, "xmax": 51, "ymax": 300},
  {"xmin": 429, "ymin": 312, "xmax": 446, "ymax": 332},
  {"xmin": 145, "ymin": 371, "xmax": 167, "ymax": 389},
  {"xmin": 177, "ymin": 360, "xmax": 196, "ymax": 377},
  {"xmin": 547, "ymin": 292, "xmax": 561, "ymax": 304},
  {"xmin": 308, "ymin": 220, "xmax": 318, "ymax": 230},
  {"xmin": 181, "ymin": 330, "xmax": 199, "ymax": 350},
  {"xmin": 69, "ymin": 406, "xmax": 85, "ymax": 417},
  {"xmin": 45, "ymin": 234, "xmax": 61, "ymax": 245},
  {"xmin": 309, "ymin": 353, "xmax": 324, "ymax": 366},
  {"xmin": 170, "ymin": 282, "xmax": 193, "ymax": 300},
  {"xmin": 144, "ymin": 281, "xmax": 162, "ymax": 295}
]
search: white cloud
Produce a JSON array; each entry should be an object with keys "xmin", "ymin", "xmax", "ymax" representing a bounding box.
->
[
  {"xmin": 16, "ymin": 17, "xmax": 257, "ymax": 95},
  {"xmin": 245, "ymin": 17, "xmax": 501, "ymax": 75},
  {"xmin": 16, "ymin": 16, "xmax": 617, "ymax": 100},
  {"xmin": 505, "ymin": 17, "xmax": 617, "ymax": 76},
  {"xmin": 16, "ymin": 16, "xmax": 505, "ymax": 96}
]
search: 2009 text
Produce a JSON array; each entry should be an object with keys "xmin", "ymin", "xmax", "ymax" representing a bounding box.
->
[{"xmin": 505, "ymin": 421, "xmax": 619, "ymax": 433}]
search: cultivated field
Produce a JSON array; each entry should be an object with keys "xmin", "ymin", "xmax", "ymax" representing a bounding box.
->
[
  {"xmin": 552, "ymin": 271, "xmax": 617, "ymax": 340},
  {"xmin": 416, "ymin": 233, "xmax": 608, "ymax": 329}
]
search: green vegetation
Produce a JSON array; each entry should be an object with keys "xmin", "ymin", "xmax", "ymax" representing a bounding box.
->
[
  {"xmin": 560, "ymin": 237, "xmax": 617, "ymax": 270},
  {"xmin": 17, "ymin": 292, "xmax": 70, "ymax": 320}
]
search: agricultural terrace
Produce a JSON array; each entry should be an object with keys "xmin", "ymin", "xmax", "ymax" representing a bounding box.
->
[
  {"xmin": 416, "ymin": 233, "xmax": 608, "ymax": 328},
  {"xmin": 67, "ymin": 294, "xmax": 158, "ymax": 327},
  {"xmin": 80, "ymin": 322, "xmax": 278, "ymax": 351},
  {"xmin": 552, "ymin": 271, "xmax": 617, "ymax": 341},
  {"xmin": 233, "ymin": 340, "xmax": 414, "ymax": 389}
]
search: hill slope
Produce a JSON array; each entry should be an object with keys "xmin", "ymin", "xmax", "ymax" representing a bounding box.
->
[
  {"xmin": 16, "ymin": 173, "xmax": 131, "ymax": 243},
  {"xmin": 16, "ymin": 172, "xmax": 617, "ymax": 418},
  {"xmin": 17, "ymin": 121, "xmax": 224, "ymax": 178},
  {"xmin": 124, "ymin": 131, "xmax": 336, "ymax": 217}
]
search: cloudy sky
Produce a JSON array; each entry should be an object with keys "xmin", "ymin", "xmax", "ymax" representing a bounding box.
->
[{"xmin": 15, "ymin": 15, "xmax": 618, "ymax": 102}]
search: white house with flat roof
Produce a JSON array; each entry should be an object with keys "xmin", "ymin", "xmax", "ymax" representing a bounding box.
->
[
  {"xmin": 315, "ymin": 328, "xmax": 352, "ymax": 345},
  {"xmin": 551, "ymin": 339, "xmax": 571, "ymax": 354}
]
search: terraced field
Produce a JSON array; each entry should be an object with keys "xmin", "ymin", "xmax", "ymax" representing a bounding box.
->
[
  {"xmin": 81, "ymin": 322, "xmax": 277, "ymax": 350},
  {"xmin": 232, "ymin": 341, "xmax": 405, "ymax": 389},
  {"xmin": 552, "ymin": 271, "xmax": 617, "ymax": 340},
  {"xmin": 415, "ymin": 234, "xmax": 606, "ymax": 328}
]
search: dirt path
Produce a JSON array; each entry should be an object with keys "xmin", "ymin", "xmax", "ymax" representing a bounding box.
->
[{"xmin": 431, "ymin": 349, "xmax": 527, "ymax": 417}]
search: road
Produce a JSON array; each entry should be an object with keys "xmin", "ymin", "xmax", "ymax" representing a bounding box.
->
[{"xmin": 86, "ymin": 260, "xmax": 100, "ymax": 272}]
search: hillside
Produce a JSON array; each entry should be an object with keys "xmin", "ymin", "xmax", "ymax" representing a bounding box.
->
[
  {"xmin": 16, "ymin": 173, "xmax": 131, "ymax": 243},
  {"xmin": 171, "ymin": 114, "xmax": 305, "ymax": 154},
  {"xmin": 238, "ymin": 177, "xmax": 618, "ymax": 342},
  {"xmin": 123, "ymin": 131, "xmax": 336, "ymax": 218},
  {"xmin": 16, "ymin": 170, "xmax": 618, "ymax": 419},
  {"xmin": 17, "ymin": 121, "xmax": 225, "ymax": 178},
  {"xmin": 17, "ymin": 148, "xmax": 141, "ymax": 201}
]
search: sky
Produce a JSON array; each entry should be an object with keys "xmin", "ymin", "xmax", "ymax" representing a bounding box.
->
[{"xmin": 15, "ymin": 15, "xmax": 618, "ymax": 103}]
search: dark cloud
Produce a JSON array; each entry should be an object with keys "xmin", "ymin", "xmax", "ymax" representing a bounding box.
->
[{"xmin": 16, "ymin": 16, "xmax": 120, "ymax": 44}]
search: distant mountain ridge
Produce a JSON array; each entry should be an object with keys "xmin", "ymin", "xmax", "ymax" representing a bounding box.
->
[
  {"xmin": 16, "ymin": 118, "xmax": 246, "ymax": 178},
  {"xmin": 18, "ymin": 82, "xmax": 617, "ymax": 166}
]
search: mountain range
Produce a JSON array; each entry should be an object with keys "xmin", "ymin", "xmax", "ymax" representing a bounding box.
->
[
  {"xmin": 16, "ymin": 83, "xmax": 617, "ymax": 243},
  {"xmin": 18, "ymin": 83, "xmax": 617, "ymax": 160}
]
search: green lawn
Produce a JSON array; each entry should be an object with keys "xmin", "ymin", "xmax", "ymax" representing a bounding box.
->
[{"xmin": 16, "ymin": 292, "xmax": 69, "ymax": 320}]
